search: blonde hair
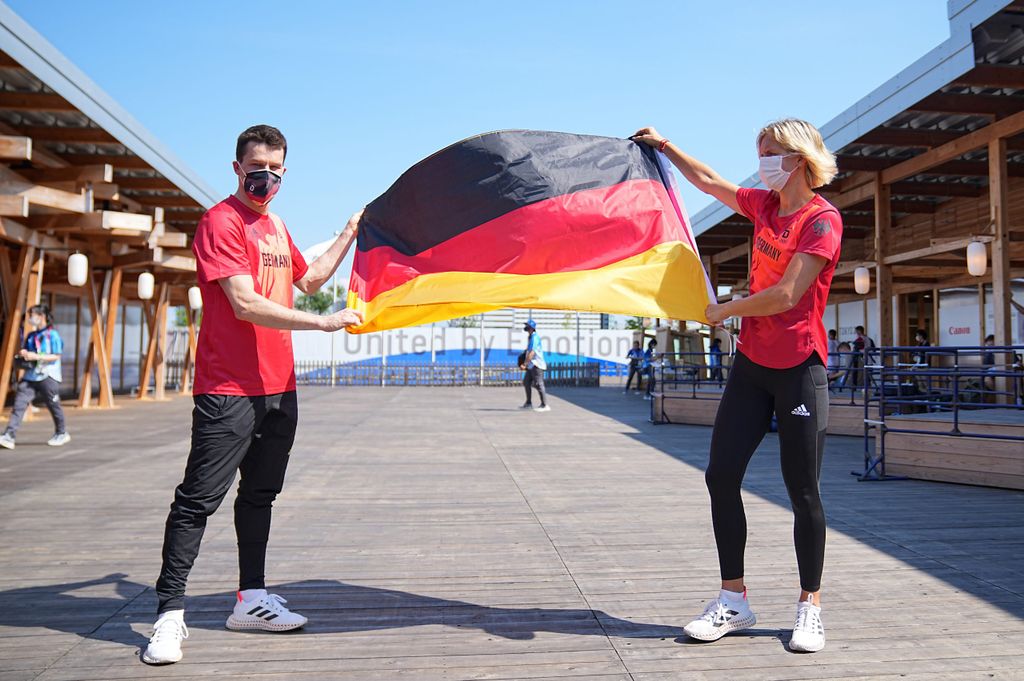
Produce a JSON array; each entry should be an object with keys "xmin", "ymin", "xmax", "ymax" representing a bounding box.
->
[{"xmin": 757, "ymin": 118, "xmax": 838, "ymax": 189}]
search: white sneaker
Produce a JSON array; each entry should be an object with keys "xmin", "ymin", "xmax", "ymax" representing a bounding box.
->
[
  {"xmin": 789, "ymin": 596, "xmax": 825, "ymax": 652},
  {"xmin": 683, "ymin": 591, "xmax": 757, "ymax": 642},
  {"xmin": 533, "ymin": 405, "xmax": 551, "ymax": 412},
  {"xmin": 142, "ymin": 616, "xmax": 188, "ymax": 665},
  {"xmin": 0, "ymin": 433, "xmax": 14, "ymax": 450},
  {"xmin": 226, "ymin": 592, "xmax": 307, "ymax": 632},
  {"xmin": 47, "ymin": 432, "xmax": 71, "ymax": 447}
]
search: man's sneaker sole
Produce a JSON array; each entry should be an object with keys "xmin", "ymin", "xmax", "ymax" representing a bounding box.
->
[
  {"xmin": 141, "ymin": 649, "xmax": 182, "ymax": 665},
  {"xmin": 225, "ymin": 614, "xmax": 306, "ymax": 632},
  {"xmin": 683, "ymin": 612, "xmax": 756, "ymax": 641}
]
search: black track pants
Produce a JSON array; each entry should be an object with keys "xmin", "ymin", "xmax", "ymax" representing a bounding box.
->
[
  {"xmin": 706, "ymin": 352, "xmax": 828, "ymax": 592},
  {"xmin": 155, "ymin": 391, "xmax": 297, "ymax": 614}
]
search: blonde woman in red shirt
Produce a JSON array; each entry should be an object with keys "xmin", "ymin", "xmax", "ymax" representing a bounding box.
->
[{"xmin": 634, "ymin": 120, "xmax": 841, "ymax": 653}]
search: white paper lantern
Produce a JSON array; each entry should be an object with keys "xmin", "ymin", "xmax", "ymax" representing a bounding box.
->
[
  {"xmin": 187, "ymin": 286, "xmax": 203, "ymax": 311},
  {"xmin": 854, "ymin": 267, "xmax": 871, "ymax": 295},
  {"xmin": 966, "ymin": 241, "xmax": 987, "ymax": 277},
  {"xmin": 67, "ymin": 253, "xmax": 88, "ymax": 287},
  {"xmin": 137, "ymin": 271, "xmax": 155, "ymax": 300}
]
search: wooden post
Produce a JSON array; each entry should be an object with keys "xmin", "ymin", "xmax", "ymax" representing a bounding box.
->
[
  {"xmin": 0, "ymin": 247, "xmax": 13, "ymax": 319},
  {"xmin": 103, "ymin": 268, "xmax": 122, "ymax": 363},
  {"xmin": 26, "ymin": 250, "xmax": 43, "ymax": 308},
  {"xmin": 978, "ymin": 283, "xmax": 986, "ymax": 345},
  {"xmin": 180, "ymin": 306, "xmax": 197, "ymax": 394},
  {"xmin": 138, "ymin": 301, "xmax": 158, "ymax": 399},
  {"xmin": 874, "ymin": 175, "xmax": 894, "ymax": 347},
  {"xmin": 153, "ymin": 284, "xmax": 169, "ymax": 400},
  {"xmin": 989, "ymin": 138, "xmax": 1011, "ymax": 402},
  {"xmin": 86, "ymin": 268, "xmax": 115, "ymax": 405},
  {"xmin": 0, "ymin": 246, "xmax": 34, "ymax": 410}
]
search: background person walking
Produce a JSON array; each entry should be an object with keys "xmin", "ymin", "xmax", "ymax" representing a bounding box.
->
[
  {"xmin": 519, "ymin": 319, "xmax": 550, "ymax": 412},
  {"xmin": 0, "ymin": 304, "xmax": 69, "ymax": 449}
]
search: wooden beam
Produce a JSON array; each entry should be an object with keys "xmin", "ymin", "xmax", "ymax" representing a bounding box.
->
[
  {"xmin": 154, "ymin": 284, "xmax": 169, "ymax": 400},
  {"xmin": 907, "ymin": 92, "xmax": 1021, "ymax": 118},
  {"xmin": 952, "ymin": 64, "xmax": 1024, "ymax": 89},
  {"xmin": 875, "ymin": 176, "xmax": 894, "ymax": 346},
  {"xmin": 0, "ymin": 195, "xmax": 28, "ymax": 217},
  {"xmin": 138, "ymin": 301, "xmax": 158, "ymax": 399},
  {"xmin": 889, "ymin": 181, "xmax": 985, "ymax": 198},
  {"xmin": 180, "ymin": 307, "xmax": 197, "ymax": 394},
  {"xmin": 14, "ymin": 126, "xmax": 116, "ymax": 144},
  {"xmin": 0, "ymin": 91, "xmax": 75, "ymax": 111},
  {"xmin": 0, "ymin": 246, "xmax": 34, "ymax": 410},
  {"xmin": 34, "ymin": 210, "xmax": 153, "ymax": 232},
  {"xmin": 58, "ymin": 153, "xmax": 151, "ymax": 169},
  {"xmin": 855, "ymin": 127, "xmax": 963, "ymax": 148},
  {"xmin": 710, "ymin": 239, "xmax": 750, "ymax": 265},
  {"xmin": 0, "ymin": 135, "xmax": 31, "ymax": 160},
  {"xmin": 830, "ymin": 181, "xmax": 876, "ymax": 210},
  {"xmin": 0, "ymin": 166, "xmax": 86, "ymax": 213},
  {"xmin": 103, "ymin": 268, "xmax": 122, "ymax": 363},
  {"xmin": 112, "ymin": 248, "xmax": 162, "ymax": 269},
  {"xmin": 77, "ymin": 269, "xmax": 115, "ymax": 408},
  {"xmin": 114, "ymin": 175, "xmax": 176, "ymax": 190},
  {"xmin": 0, "ymin": 217, "xmax": 68, "ymax": 251},
  {"xmin": 882, "ymin": 235, "xmax": 994, "ymax": 265},
  {"xmin": 17, "ymin": 164, "xmax": 114, "ymax": 184},
  {"xmin": 881, "ymin": 109, "xmax": 1024, "ymax": 185},
  {"xmin": 990, "ymin": 137, "xmax": 1012, "ymax": 350},
  {"xmin": 130, "ymin": 194, "xmax": 201, "ymax": 208}
]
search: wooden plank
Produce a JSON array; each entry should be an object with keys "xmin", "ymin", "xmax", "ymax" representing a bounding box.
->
[
  {"xmin": 0, "ymin": 167, "xmax": 85, "ymax": 214},
  {"xmin": 881, "ymin": 109, "xmax": 1024, "ymax": 185},
  {"xmin": 13, "ymin": 125, "xmax": 115, "ymax": 144},
  {"xmin": 103, "ymin": 268, "xmax": 122, "ymax": 364},
  {"xmin": 179, "ymin": 307, "xmax": 197, "ymax": 394},
  {"xmin": 15, "ymin": 165, "xmax": 113, "ymax": 185},
  {"xmin": 709, "ymin": 239, "xmax": 749, "ymax": 265},
  {"xmin": 84, "ymin": 269, "xmax": 114, "ymax": 408},
  {"xmin": 881, "ymin": 235, "xmax": 994, "ymax": 266},
  {"xmin": 952, "ymin": 63, "xmax": 1024, "ymax": 88},
  {"xmin": 0, "ymin": 134, "xmax": 31, "ymax": 160},
  {"xmin": 0, "ymin": 195, "xmax": 27, "ymax": 217},
  {"xmin": 0, "ymin": 91, "xmax": 74, "ymax": 111},
  {"xmin": 32, "ymin": 211, "xmax": 153, "ymax": 233}
]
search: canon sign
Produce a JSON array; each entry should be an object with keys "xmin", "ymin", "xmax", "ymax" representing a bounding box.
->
[{"xmin": 948, "ymin": 326, "xmax": 973, "ymax": 335}]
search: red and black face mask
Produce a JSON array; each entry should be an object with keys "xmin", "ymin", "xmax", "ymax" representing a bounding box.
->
[{"xmin": 242, "ymin": 169, "xmax": 282, "ymax": 204}]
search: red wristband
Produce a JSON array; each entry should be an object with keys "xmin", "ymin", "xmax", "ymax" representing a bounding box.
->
[{"xmin": 658, "ymin": 138, "xmax": 670, "ymax": 152}]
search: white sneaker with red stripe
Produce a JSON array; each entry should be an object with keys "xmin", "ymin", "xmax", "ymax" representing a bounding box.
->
[{"xmin": 225, "ymin": 591, "xmax": 307, "ymax": 632}]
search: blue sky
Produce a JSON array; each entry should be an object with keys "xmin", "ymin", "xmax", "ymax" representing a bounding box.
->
[{"xmin": 11, "ymin": 1, "xmax": 950, "ymax": 271}]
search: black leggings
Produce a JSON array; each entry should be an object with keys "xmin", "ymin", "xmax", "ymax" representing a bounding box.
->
[{"xmin": 706, "ymin": 352, "xmax": 828, "ymax": 592}]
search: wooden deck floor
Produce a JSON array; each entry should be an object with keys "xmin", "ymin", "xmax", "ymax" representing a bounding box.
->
[{"xmin": 1, "ymin": 386, "xmax": 1022, "ymax": 680}]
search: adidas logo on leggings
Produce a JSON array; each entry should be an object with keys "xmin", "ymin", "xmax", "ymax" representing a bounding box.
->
[{"xmin": 791, "ymin": 404, "xmax": 811, "ymax": 417}]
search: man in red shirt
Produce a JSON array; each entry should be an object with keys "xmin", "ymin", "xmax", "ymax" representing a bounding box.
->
[{"xmin": 144, "ymin": 125, "xmax": 362, "ymax": 665}]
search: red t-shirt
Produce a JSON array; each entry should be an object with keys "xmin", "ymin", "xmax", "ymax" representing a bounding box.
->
[
  {"xmin": 736, "ymin": 188, "xmax": 842, "ymax": 370},
  {"xmin": 192, "ymin": 195, "xmax": 309, "ymax": 396}
]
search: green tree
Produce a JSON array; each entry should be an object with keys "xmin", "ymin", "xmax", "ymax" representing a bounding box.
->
[
  {"xmin": 295, "ymin": 284, "xmax": 346, "ymax": 314},
  {"xmin": 624, "ymin": 316, "xmax": 644, "ymax": 330}
]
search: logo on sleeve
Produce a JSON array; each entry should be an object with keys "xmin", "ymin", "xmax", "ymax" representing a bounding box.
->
[{"xmin": 811, "ymin": 218, "xmax": 831, "ymax": 237}]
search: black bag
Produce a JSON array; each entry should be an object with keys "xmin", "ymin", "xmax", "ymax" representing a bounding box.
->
[
  {"xmin": 13, "ymin": 355, "xmax": 34, "ymax": 371},
  {"xmin": 517, "ymin": 352, "xmax": 527, "ymax": 368}
]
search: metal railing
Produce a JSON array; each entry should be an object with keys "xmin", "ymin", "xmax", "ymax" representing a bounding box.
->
[
  {"xmin": 293, "ymin": 361, "xmax": 600, "ymax": 387},
  {"xmin": 859, "ymin": 345, "xmax": 1024, "ymax": 481}
]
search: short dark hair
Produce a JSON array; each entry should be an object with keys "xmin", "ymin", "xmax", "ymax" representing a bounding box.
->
[
  {"xmin": 28, "ymin": 304, "xmax": 53, "ymax": 326},
  {"xmin": 855, "ymin": 325, "xmax": 865, "ymax": 333},
  {"xmin": 236, "ymin": 125, "xmax": 287, "ymax": 162},
  {"xmin": 985, "ymin": 334, "xmax": 995, "ymax": 342},
  {"xmin": 828, "ymin": 329, "xmax": 837, "ymax": 337}
]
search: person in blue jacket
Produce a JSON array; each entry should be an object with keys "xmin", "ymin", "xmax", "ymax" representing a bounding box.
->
[
  {"xmin": 0, "ymin": 304, "xmax": 70, "ymax": 449},
  {"xmin": 519, "ymin": 319, "xmax": 550, "ymax": 412},
  {"xmin": 642, "ymin": 338, "xmax": 658, "ymax": 400}
]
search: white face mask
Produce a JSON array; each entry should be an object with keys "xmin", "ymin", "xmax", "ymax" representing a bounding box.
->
[{"xmin": 758, "ymin": 154, "xmax": 798, "ymax": 191}]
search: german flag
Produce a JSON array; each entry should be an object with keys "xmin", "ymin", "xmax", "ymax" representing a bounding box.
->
[{"xmin": 346, "ymin": 130, "xmax": 713, "ymax": 333}]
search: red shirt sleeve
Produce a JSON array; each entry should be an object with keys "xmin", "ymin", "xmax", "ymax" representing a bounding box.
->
[
  {"xmin": 193, "ymin": 210, "xmax": 251, "ymax": 284},
  {"xmin": 736, "ymin": 187, "xmax": 770, "ymax": 222},
  {"xmin": 288, "ymin": 230, "xmax": 309, "ymax": 283},
  {"xmin": 796, "ymin": 210, "xmax": 842, "ymax": 261}
]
